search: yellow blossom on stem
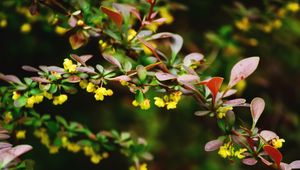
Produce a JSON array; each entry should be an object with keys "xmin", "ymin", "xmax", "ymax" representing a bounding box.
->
[
  {"xmin": 91, "ymin": 154, "xmax": 102, "ymax": 164},
  {"xmin": 271, "ymin": 138, "xmax": 285, "ymax": 149},
  {"xmin": 140, "ymin": 99, "xmax": 151, "ymax": 110},
  {"xmin": 4, "ymin": 112, "xmax": 13, "ymax": 124},
  {"xmin": 84, "ymin": 146, "xmax": 95, "ymax": 156},
  {"xmin": 94, "ymin": 87, "xmax": 113, "ymax": 101},
  {"xmin": 235, "ymin": 17, "xmax": 250, "ymax": 31},
  {"xmin": 43, "ymin": 91, "xmax": 53, "ymax": 100},
  {"xmin": 86, "ymin": 82, "xmax": 96, "ymax": 93},
  {"xmin": 16, "ymin": 130, "xmax": 26, "ymax": 139},
  {"xmin": 63, "ymin": 58, "xmax": 77, "ymax": 73},
  {"xmin": 49, "ymin": 146, "xmax": 59, "ymax": 154},
  {"xmin": 61, "ymin": 136, "xmax": 69, "ymax": 147},
  {"xmin": 67, "ymin": 143, "xmax": 81, "ymax": 153},
  {"xmin": 25, "ymin": 96, "xmax": 36, "ymax": 108},
  {"xmin": 159, "ymin": 7, "xmax": 174, "ymax": 24},
  {"xmin": 287, "ymin": 2, "xmax": 300, "ymax": 12},
  {"xmin": 127, "ymin": 29, "xmax": 137, "ymax": 41},
  {"xmin": 216, "ymin": 106, "xmax": 233, "ymax": 119},
  {"xmin": 234, "ymin": 148, "xmax": 247, "ymax": 159},
  {"xmin": 20, "ymin": 23, "xmax": 31, "ymax": 33},
  {"xmin": 12, "ymin": 91, "xmax": 20, "ymax": 100},
  {"xmin": 99, "ymin": 40, "xmax": 108, "ymax": 49},
  {"xmin": 132, "ymin": 100, "xmax": 139, "ymax": 107},
  {"xmin": 154, "ymin": 97, "xmax": 165, "ymax": 107},
  {"xmin": 0, "ymin": 19, "xmax": 7, "ymax": 28},
  {"xmin": 55, "ymin": 26, "xmax": 68, "ymax": 35},
  {"xmin": 34, "ymin": 95, "xmax": 44, "ymax": 104},
  {"xmin": 102, "ymin": 152, "xmax": 109, "ymax": 158},
  {"xmin": 53, "ymin": 94, "xmax": 68, "ymax": 105},
  {"xmin": 79, "ymin": 79, "xmax": 88, "ymax": 89}
]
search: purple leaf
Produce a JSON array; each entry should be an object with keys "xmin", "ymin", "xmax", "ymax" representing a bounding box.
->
[
  {"xmin": 0, "ymin": 134, "xmax": 10, "ymax": 140},
  {"xmin": 46, "ymin": 66, "xmax": 65, "ymax": 73},
  {"xmin": 224, "ymin": 98, "xmax": 246, "ymax": 106},
  {"xmin": 31, "ymin": 77, "xmax": 50, "ymax": 83},
  {"xmin": 22, "ymin": 65, "xmax": 39, "ymax": 72},
  {"xmin": 110, "ymin": 75, "xmax": 131, "ymax": 82},
  {"xmin": 228, "ymin": 57, "xmax": 260, "ymax": 88},
  {"xmin": 281, "ymin": 163, "xmax": 292, "ymax": 170},
  {"xmin": 155, "ymin": 72, "xmax": 176, "ymax": 81},
  {"xmin": 150, "ymin": 32, "xmax": 183, "ymax": 57},
  {"xmin": 68, "ymin": 15, "xmax": 77, "ymax": 27},
  {"xmin": 204, "ymin": 139, "xmax": 223, "ymax": 152},
  {"xmin": 177, "ymin": 74, "xmax": 199, "ymax": 84},
  {"xmin": 70, "ymin": 54, "xmax": 93, "ymax": 66},
  {"xmin": 222, "ymin": 89, "xmax": 237, "ymax": 98},
  {"xmin": 102, "ymin": 53, "xmax": 122, "ymax": 68},
  {"xmin": 242, "ymin": 158, "xmax": 258, "ymax": 166},
  {"xmin": 76, "ymin": 67, "xmax": 96, "ymax": 74},
  {"xmin": 0, "ymin": 75, "xmax": 22, "ymax": 84},
  {"xmin": 290, "ymin": 160, "xmax": 300, "ymax": 169},
  {"xmin": 0, "ymin": 142, "xmax": 12, "ymax": 149},
  {"xmin": 260, "ymin": 130, "xmax": 278, "ymax": 142},
  {"xmin": 250, "ymin": 97, "xmax": 265, "ymax": 125},
  {"xmin": 183, "ymin": 53, "xmax": 204, "ymax": 67}
]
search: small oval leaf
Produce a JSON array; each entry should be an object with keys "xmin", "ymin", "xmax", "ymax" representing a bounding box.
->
[{"xmin": 204, "ymin": 139, "xmax": 223, "ymax": 152}]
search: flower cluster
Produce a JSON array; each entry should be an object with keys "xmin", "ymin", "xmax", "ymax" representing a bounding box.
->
[
  {"xmin": 132, "ymin": 99, "xmax": 151, "ymax": 110},
  {"xmin": 53, "ymin": 94, "xmax": 68, "ymax": 105},
  {"xmin": 154, "ymin": 91, "xmax": 182, "ymax": 110},
  {"xmin": 63, "ymin": 58, "xmax": 77, "ymax": 73},
  {"xmin": 216, "ymin": 106, "xmax": 233, "ymax": 119},
  {"xmin": 218, "ymin": 142, "xmax": 247, "ymax": 159},
  {"xmin": 25, "ymin": 95, "xmax": 44, "ymax": 108},
  {"xmin": 80, "ymin": 80, "xmax": 113, "ymax": 101}
]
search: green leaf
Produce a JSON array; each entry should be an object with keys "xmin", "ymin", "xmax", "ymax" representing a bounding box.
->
[
  {"xmin": 14, "ymin": 96, "xmax": 27, "ymax": 108},
  {"xmin": 24, "ymin": 77, "xmax": 33, "ymax": 85},
  {"xmin": 135, "ymin": 90, "xmax": 144, "ymax": 103},
  {"xmin": 56, "ymin": 116, "xmax": 68, "ymax": 128},
  {"xmin": 49, "ymin": 84, "xmax": 58, "ymax": 94},
  {"xmin": 137, "ymin": 65, "xmax": 147, "ymax": 82}
]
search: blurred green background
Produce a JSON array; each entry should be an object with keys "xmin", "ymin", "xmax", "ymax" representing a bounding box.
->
[{"xmin": 1, "ymin": 0, "xmax": 300, "ymax": 169}]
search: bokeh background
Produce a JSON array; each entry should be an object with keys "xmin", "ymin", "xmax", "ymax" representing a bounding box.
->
[{"xmin": 1, "ymin": 0, "xmax": 300, "ymax": 169}]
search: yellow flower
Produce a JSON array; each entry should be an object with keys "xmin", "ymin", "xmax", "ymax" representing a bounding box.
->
[
  {"xmin": 67, "ymin": 143, "xmax": 81, "ymax": 153},
  {"xmin": 16, "ymin": 130, "xmax": 26, "ymax": 139},
  {"xmin": 166, "ymin": 101, "xmax": 177, "ymax": 110},
  {"xmin": 287, "ymin": 2, "xmax": 299, "ymax": 12},
  {"xmin": 53, "ymin": 94, "xmax": 68, "ymax": 105},
  {"xmin": 216, "ymin": 106, "xmax": 233, "ymax": 119},
  {"xmin": 20, "ymin": 23, "xmax": 31, "ymax": 33},
  {"xmin": 34, "ymin": 95, "xmax": 44, "ymax": 104},
  {"xmin": 249, "ymin": 38, "xmax": 258, "ymax": 47},
  {"xmin": 51, "ymin": 71, "xmax": 62, "ymax": 79},
  {"xmin": 91, "ymin": 154, "xmax": 102, "ymax": 164},
  {"xmin": 142, "ymin": 42, "xmax": 156, "ymax": 55},
  {"xmin": 271, "ymin": 138, "xmax": 285, "ymax": 149},
  {"xmin": 86, "ymin": 82, "xmax": 96, "ymax": 93},
  {"xmin": 127, "ymin": 29, "xmax": 137, "ymax": 41},
  {"xmin": 129, "ymin": 163, "xmax": 148, "ymax": 170},
  {"xmin": 99, "ymin": 40, "xmax": 108, "ymax": 49},
  {"xmin": 140, "ymin": 99, "xmax": 151, "ymax": 110},
  {"xmin": 25, "ymin": 96, "xmax": 36, "ymax": 108},
  {"xmin": 132, "ymin": 100, "xmax": 139, "ymax": 107},
  {"xmin": 159, "ymin": 7, "xmax": 174, "ymax": 24},
  {"xmin": 154, "ymin": 97, "xmax": 165, "ymax": 107},
  {"xmin": 12, "ymin": 91, "xmax": 20, "ymax": 100},
  {"xmin": 79, "ymin": 80, "xmax": 88, "ymax": 89},
  {"xmin": 49, "ymin": 146, "xmax": 59, "ymax": 154},
  {"xmin": 55, "ymin": 26, "xmax": 68, "ymax": 35},
  {"xmin": 262, "ymin": 23, "xmax": 273, "ymax": 33},
  {"xmin": 145, "ymin": 22, "xmax": 160, "ymax": 32},
  {"xmin": 218, "ymin": 143, "xmax": 233, "ymax": 158},
  {"xmin": 234, "ymin": 148, "xmax": 247, "ymax": 159},
  {"xmin": 120, "ymin": 80, "xmax": 129, "ymax": 86},
  {"xmin": 43, "ymin": 91, "xmax": 53, "ymax": 100},
  {"xmin": 272, "ymin": 19, "xmax": 282, "ymax": 29},
  {"xmin": 102, "ymin": 152, "xmax": 109, "ymax": 158},
  {"xmin": 84, "ymin": 146, "xmax": 95, "ymax": 156},
  {"xmin": 0, "ymin": 19, "xmax": 7, "ymax": 28},
  {"xmin": 4, "ymin": 112, "xmax": 13, "ymax": 124},
  {"xmin": 94, "ymin": 87, "xmax": 113, "ymax": 101},
  {"xmin": 61, "ymin": 136, "xmax": 69, "ymax": 147},
  {"xmin": 63, "ymin": 58, "xmax": 77, "ymax": 73},
  {"xmin": 77, "ymin": 20, "xmax": 85, "ymax": 26},
  {"xmin": 235, "ymin": 17, "xmax": 250, "ymax": 31}
]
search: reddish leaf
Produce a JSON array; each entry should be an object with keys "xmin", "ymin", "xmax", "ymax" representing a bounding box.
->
[
  {"xmin": 71, "ymin": 54, "xmax": 93, "ymax": 66},
  {"xmin": 102, "ymin": 53, "xmax": 122, "ymax": 68},
  {"xmin": 263, "ymin": 145, "xmax": 283, "ymax": 169},
  {"xmin": 69, "ymin": 32, "xmax": 87, "ymax": 50},
  {"xmin": 101, "ymin": 6, "xmax": 123, "ymax": 28},
  {"xmin": 0, "ymin": 74, "xmax": 22, "ymax": 84},
  {"xmin": 204, "ymin": 139, "xmax": 223, "ymax": 152},
  {"xmin": 228, "ymin": 57, "xmax": 260, "ymax": 88},
  {"xmin": 31, "ymin": 77, "xmax": 50, "ymax": 83},
  {"xmin": 110, "ymin": 75, "xmax": 131, "ymax": 82},
  {"xmin": 76, "ymin": 67, "xmax": 96, "ymax": 74},
  {"xmin": 22, "ymin": 65, "xmax": 39, "ymax": 72},
  {"xmin": 250, "ymin": 97, "xmax": 265, "ymax": 126},
  {"xmin": 205, "ymin": 77, "xmax": 223, "ymax": 103}
]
